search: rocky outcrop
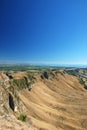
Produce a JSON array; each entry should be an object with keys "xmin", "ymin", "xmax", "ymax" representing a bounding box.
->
[
  {"xmin": 41, "ymin": 71, "xmax": 49, "ymax": 79},
  {"xmin": 43, "ymin": 71, "xmax": 49, "ymax": 79},
  {"xmin": 0, "ymin": 114, "xmax": 37, "ymax": 130},
  {"xmin": 0, "ymin": 71, "xmax": 37, "ymax": 129},
  {"xmin": 9, "ymin": 93, "xmax": 15, "ymax": 111}
]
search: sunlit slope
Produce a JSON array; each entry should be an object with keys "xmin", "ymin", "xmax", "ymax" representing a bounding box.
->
[{"xmin": 19, "ymin": 73, "xmax": 87, "ymax": 130}]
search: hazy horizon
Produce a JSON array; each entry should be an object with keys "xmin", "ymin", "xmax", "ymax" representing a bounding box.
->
[{"xmin": 0, "ymin": 62, "xmax": 87, "ymax": 68}]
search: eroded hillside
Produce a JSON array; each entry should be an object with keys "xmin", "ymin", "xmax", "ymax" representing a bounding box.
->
[{"xmin": 0, "ymin": 70, "xmax": 87, "ymax": 130}]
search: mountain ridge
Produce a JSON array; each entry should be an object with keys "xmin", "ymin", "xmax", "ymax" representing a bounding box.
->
[{"xmin": 0, "ymin": 70, "xmax": 87, "ymax": 130}]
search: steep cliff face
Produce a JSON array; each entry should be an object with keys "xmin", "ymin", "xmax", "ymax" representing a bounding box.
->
[
  {"xmin": 0, "ymin": 70, "xmax": 87, "ymax": 130},
  {"xmin": 0, "ymin": 72, "xmax": 27, "ymax": 114},
  {"xmin": 0, "ymin": 71, "xmax": 36, "ymax": 130}
]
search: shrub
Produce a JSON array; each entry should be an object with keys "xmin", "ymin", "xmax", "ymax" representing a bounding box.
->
[
  {"xmin": 84, "ymin": 84, "xmax": 87, "ymax": 90},
  {"xmin": 18, "ymin": 114, "xmax": 27, "ymax": 122},
  {"xmin": 79, "ymin": 78, "xmax": 85, "ymax": 85},
  {"xmin": 65, "ymin": 70, "xmax": 77, "ymax": 76},
  {"xmin": 12, "ymin": 78, "xmax": 27, "ymax": 90}
]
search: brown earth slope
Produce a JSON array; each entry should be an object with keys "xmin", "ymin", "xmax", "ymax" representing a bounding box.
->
[
  {"xmin": 0, "ymin": 71, "xmax": 87, "ymax": 130},
  {"xmin": 19, "ymin": 72, "xmax": 87, "ymax": 130}
]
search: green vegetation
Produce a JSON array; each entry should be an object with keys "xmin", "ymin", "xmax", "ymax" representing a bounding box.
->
[
  {"xmin": 12, "ymin": 78, "xmax": 28, "ymax": 90},
  {"xmin": 65, "ymin": 70, "xmax": 77, "ymax": 76},
  {"xmin": 84, "ymin": 82, "xmax": 87, "ymax": 90},
  {"xmin": 10, "ymin": 73, "xmax": 35, "ymax": 91},
  {"xmin": 18, "ymin": 114, "xmax": 27, "ymax": 122},
  {"xmin": 79, "ymin": 78, "xmax": 85, "ymax": 85},
  {"xmin": 27, "ymin": 73, "xmax": 35, "ymax": 83},
  {"xmin": 84, "ymin": 84, "xmax": 87, "ymax": 89},
  {"xmin": 79, "ymin": 78, "xmax": 87, "ymax": 90},
  {"xmin": 0, "ymin": 64, "xmax": 58, "ymax": 71}
]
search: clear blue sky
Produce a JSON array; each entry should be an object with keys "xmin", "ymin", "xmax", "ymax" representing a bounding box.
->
[{"xmin": 0, "ymin": 0, "xmax": 87, "ymax": 65}]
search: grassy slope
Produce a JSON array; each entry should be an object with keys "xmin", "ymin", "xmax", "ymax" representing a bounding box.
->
[{"xmin": 19, "ymin": 72, "xmax": 87, "ymax": 130}]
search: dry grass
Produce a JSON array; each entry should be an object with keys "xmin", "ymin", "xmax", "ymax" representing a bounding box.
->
[
  {"xmin": 0, "ymin": 71, "xmax": 87, "ymax": 130},
  {"xmin": 19, "ymin": 73, "xmax": 87, "ymax": 130}
]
